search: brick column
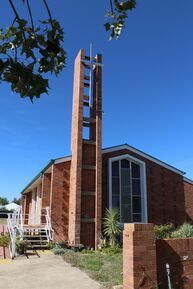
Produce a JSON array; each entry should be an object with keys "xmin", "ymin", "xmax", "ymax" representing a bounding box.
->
[
  {"xmin": 94, "ymin": 54, "xmax": 102, "ymax": 248},
  {"xmin": 41, "ymin": 173, "xmax": 51, "ymax": 208},
  {"xmin": 123, "ymin": 223, "xmax": 157, "ymax": 289},
  {"xmin": 68, "ymin": 49, "xmax": 85, "ymax": 245}
]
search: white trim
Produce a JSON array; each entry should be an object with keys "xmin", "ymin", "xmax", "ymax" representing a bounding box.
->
[
  {"xmin": 54, "ymin": 156, "xmax": 71, "ymax": 164},
  {"xmin": 108, "ymin": 154, "xmax": 148, "ymax": 223},
  {"xmin": 103, "ymin": 145, "xmax": 185, "ymax": 176},
  {"xmin": 184, "ymin": 177, "xmax": 193, "ymax": 185}
]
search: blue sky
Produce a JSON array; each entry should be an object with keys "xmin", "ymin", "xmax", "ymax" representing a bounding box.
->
[{"xmin": 1, "ymin": 0, "xmax": 193, "ymax": 200}]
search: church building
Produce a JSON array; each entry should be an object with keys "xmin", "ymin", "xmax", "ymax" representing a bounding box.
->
[{"xmin": 21, "ymin": 49, "xmax": 193, "ymax": 249}]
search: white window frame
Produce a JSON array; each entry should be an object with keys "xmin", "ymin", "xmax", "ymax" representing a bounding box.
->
[{"xmin": 108, "ymin": 154, "xmax": 148, "ymax": 223}]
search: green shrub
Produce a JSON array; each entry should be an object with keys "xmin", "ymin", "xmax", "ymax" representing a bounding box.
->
[
  {"xmin": 154, "ymin": 224, "xmax": 174, "ymax": 239},
  {"xmin": 100, "ymin": 245, "xmax": 122, "ymax": 255},
  {"xmin": 16, "ymin": 239, "xmax": 27, "ymax": 254},
  {"xmin": 48, "ymin": 241, "xmax": 55, "ymax": 249},
  {"xmin": 171, "ymin": 223, "xmax": 193, "ymax": 239},
  {"xmin": 103, "ymin": 208, "xmax": 122, "ymax": 247},
  {"xmin": 53, "ymin": 247, "xmax": 69, "ymax": 255},
  {"xmin": 0, "ymin": 234, "xmax": 10, "ymax": 247}
]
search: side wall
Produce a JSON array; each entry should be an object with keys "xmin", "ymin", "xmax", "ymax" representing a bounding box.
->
[
  {"xmin": 123, "ymin": 223, "xmax": 193, "ymax": 289},
  {"xmin": 184, "ymin": 180, "xmax": 193, "ymax": 222},
  {"xmin": 102, "ymin": 149, "xmax": 186, "ymax": 225},
  {"xmin": 157, "ymin": 238, "xmax": 193, "ymax": 289},
  {"xmin": 51, "ymin": 161, "xmax": 71, "ymax": 242}
]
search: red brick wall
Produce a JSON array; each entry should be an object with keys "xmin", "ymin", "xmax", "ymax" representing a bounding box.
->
[
  {"xmin": 102, "ymin": 149, "xmax": 186, "ymax": 225},
  {"xmin": 80, "ymin": 222, "xmax": 95, "ymax": 248},
  {"xmin": 157, "ymin": 238, "xmax": 193, "ymax": 289},
  {"xmin": 42, "ymin": 173, "xmax": 51, "ymax": 208},
  {"xmin": 123, "ymin": 223, "xmax": 193, "ymax": 289},
  {"xmin": 123, "ymin": 223, "xmax": 157, "ymax": 289},
  {"xmin": 184, "ymin": 180, "xmax": 193, "ymax": 222},
  {"xmin": 51, "ymin": 161, "xmax": 70, "ymax": 242},
  {"xmin": 24, "ymin": 191, "xmax": 32, "ymax": 224},
  {"xmin": 81, "ymin": 195, "xmax": 95, "ymax": 218}
]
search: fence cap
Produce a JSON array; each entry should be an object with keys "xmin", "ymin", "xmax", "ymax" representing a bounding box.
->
[{"xmin": 124, "ymin": 223, "xmax": 154, "ymax": 232}]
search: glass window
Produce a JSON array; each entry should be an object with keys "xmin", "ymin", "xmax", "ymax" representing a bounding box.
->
[
  {"xmin": 112, "ymin": 196, "xmax": 119, "ymax": 209},
  {"xmin": 112, "ymin": 161, "xmax": 119, "ymax": 177},
  {"xmin": 111, "ymin": 158, "xmax": 144, "ymax": 223},
  {"xmin": 132, "ymin": 179, "xmax": 141, "ymax": 196},
  {"xmin": 132, "ymin": 197, "xmax": 141, "ymax": 214},
  {"xmin": 132, "ymin": 163, "xmax": 140, "ymax": 178},
  {"xmin": 112, "ymin": 177, "xmax": 120, "ymax": 196},
  {"xmin": 133, "ymin": 214, "xmax": 141, "ymax": 222},
  {"xmin": 121, "ymin": 159, "xmax": 130, "ymax": 168}
]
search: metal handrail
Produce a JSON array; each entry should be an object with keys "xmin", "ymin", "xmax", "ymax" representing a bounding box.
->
[
  {"xmin": 7, "ymin": 213, "xmax": 16, "ymax": 259},
  {"xmin": 45, "ymin": 207, "xmax": 53, "ymax": 241},
  {"xmin": 6, "ymin": 206, "xmax": 53, "ymax": 258}
]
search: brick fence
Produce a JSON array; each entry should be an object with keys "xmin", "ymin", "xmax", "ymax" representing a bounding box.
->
[{"xmin": 123, "ymin": 223, "xmax": 193, "ymax": 289}]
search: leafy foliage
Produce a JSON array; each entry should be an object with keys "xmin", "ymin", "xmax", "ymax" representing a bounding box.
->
[
  {"xmin": 154, "ymin": 224, "xmax": 175, "ymax": 239},
  {"xmin": 103, "ymin": 208, "xmax": 122, "ymax": 247},
  {"xmin": 12, "ymin": 197, "xmax": 21, "ymax": 205},
  {"xmin": 0, "ymin": 197, "xmax": 9, "ymax": 206},
  {"xmin": 154, "ymin": 223, "xmax": 193, "ymax": 239},
  {"xmin": 105, "ymin": 0, "xmax": 136, "ymax": 39},
  {"xmin": 16, "ymin": 238, "xmax": 27, "ymax": 254},
  {"xmin": 0, "ymin": 1, "xmax": 66, "ymax": 101},
  {"xmin": 0, "ymin": 234, "xmax": 10, "ymax": 247},
  {"xmin": 171, "ymin": 224, "xmax": 193, "ymax": 239}
]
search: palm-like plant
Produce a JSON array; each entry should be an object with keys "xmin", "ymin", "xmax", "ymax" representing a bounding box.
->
[{"xmin": 103, "ymin": 208, "xmax": 122, "ymax": 247}]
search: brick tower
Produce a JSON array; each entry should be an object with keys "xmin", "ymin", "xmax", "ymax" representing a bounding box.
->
[{"xmin": 68, "ymin": 49, "xmax": 102, "ymax": 249}]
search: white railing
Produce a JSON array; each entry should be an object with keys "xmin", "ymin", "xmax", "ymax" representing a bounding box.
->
[
  {"xmin": 7, "ymin": 213, "xmax": 17, "ymax": 259},
  {"xmin": 6, "ymin": 206, "xmax": 53, "ymax": 258},
  {"xmin": 45, "ymin": 207, "xmax": 53, "ymax": 241}
]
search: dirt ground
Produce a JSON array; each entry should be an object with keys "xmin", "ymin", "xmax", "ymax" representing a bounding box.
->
[{"xmin": 0, "ymin": 252, "xmax": 101, "ymax": 289}]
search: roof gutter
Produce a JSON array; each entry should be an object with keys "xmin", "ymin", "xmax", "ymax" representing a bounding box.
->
[{"xmin": 20, "ymin": 159, "xmax": 55, "ymax": 195}]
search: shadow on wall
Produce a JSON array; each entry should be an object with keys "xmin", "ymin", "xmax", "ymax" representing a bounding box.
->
[
  {"xmin": 156, "ymin": 239, "xmax": 189, "ymax": 289},
  {"xmin": 185, "ymin": 213, "xmax": 193, "ymax": 224}
]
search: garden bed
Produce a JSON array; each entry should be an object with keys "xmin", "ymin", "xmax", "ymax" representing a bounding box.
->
[{"xmin": 55, "ymin": 248, "xmax": 123, "ymax": 289}]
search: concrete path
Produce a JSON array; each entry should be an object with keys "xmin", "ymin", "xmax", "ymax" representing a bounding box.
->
[{"xmin": 0, "ymin": 252, "xmax": 101, "ymax": 289}]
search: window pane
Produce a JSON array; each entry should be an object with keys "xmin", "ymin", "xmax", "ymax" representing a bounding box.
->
[
  {"xmin": 112, "ymin": 196, "xmax": 120, "ymax": 209},
  {"xmin": 121, "ymin": 168, "xmax": 130, "ymax": 187},
  {"xmin": 133, "ymin": 214, "xmax": 141, "ymax": 222},
  {"xmin": 121, "ymin": 159, "xmax": 130, "ymax": 169},
  {"xmin": 132, "ymin": 179, "xmax": 141, "ymax": 196},
  {"xmin": 112, "ymin": 177, "xmax": 120, "ymax": 196},
  {"xmin": 121, "ymin": 203, "xmax": 131, "ymax": 223},
  {"xmin": 121, "ymin": 187, "xmax": 131, "ymax": 197},
  {"xmin": 112, "ymin": 161, "xmax": 119, "ymax": 177},
  {"xmin": 132, "ymin": 163, "xmax": 140, "ymax": 178},
  {"xmin": 132, "ymin": 197, "xmax": 141, "ymax": 214}
]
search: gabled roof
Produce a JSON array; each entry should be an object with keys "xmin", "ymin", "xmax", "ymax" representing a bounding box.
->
[
  {"xmin": 183, "ymin": 177, "xmax": 193, "ymax": 185},
  {"xmin": 21, "ymin": 156, "xmax": 71, "ymax": 194},
  {"xmin": 20, "ymin": 143, "xmax": 188, "ymax": 195},
  {"xmin": 102, "ymin": 144, "xmax": 185, "ymax": 176}
]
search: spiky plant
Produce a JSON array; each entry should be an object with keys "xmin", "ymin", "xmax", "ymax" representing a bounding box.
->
[{"xmin": 103, "ymin": 208, "xmax": 122, "ymax": 247}]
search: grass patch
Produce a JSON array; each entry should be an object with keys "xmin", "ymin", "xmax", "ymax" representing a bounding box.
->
[{"xmin": 62, "ymin": 249, "xmax": 123, "ymax": 288}]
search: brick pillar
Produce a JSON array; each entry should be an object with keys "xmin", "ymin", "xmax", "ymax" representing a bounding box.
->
[
  {"xmin": 68, "ymin": 49, "xmax": 102, "ymax": 248},
  {"xmin": 94, "ymin": 54, "xmax": 102, "ymax": 248},
  {"xmin": 68, "ymin": 49, "xmax": 85, "ymax": 245},
  {"xmin": 24, "ymin": 192, "xmax": 32, "ymax": 224},
  {"xmin": 123, "ymin": 223, "xmax": 157, "ymax": 289},
  {"xmin": 41, "ymin": 173, "xmax": 51, "ymax": 208}
]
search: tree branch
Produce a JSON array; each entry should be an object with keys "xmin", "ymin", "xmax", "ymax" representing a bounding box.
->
[
  {"xmin": 42, "ymin": 0, "xmax": 54, "ymax": 28},
  {"xmin": 109, "ymin": 0, "xmax": 114, "ymax": 15},
  {"xmin": 26, "ymin": 0, "xmax": 34, "ymax": 32},
  {"xmin": 8, "ymin": 0, "xmax": 20, "ymax": 19},
  {"xmin": 8, "ymin": 0, "xmax": 26, "ymax": 40}
]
